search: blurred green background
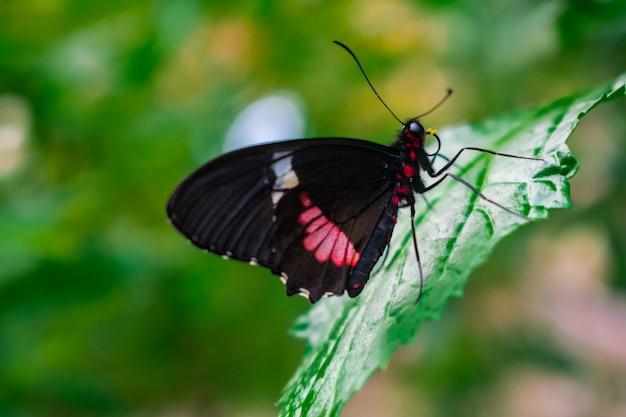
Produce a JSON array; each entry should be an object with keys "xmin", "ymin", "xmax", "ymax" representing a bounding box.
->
[{"xmin": 1, "ymin": 0, "xmax": 625, "ymax": 416}]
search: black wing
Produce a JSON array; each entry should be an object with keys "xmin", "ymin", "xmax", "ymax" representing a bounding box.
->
[{"xmin": 167, "ymin": 138, "xmax": 401, "ymax": 303}]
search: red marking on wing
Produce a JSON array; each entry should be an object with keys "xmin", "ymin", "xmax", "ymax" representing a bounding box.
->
[
  {"xmin": 299, "ymin": 192, "xmax": 313, "ymax": 208},
  {"xmin": 297, "ymin": 192, "xmax": 361, "ymax": 267}
]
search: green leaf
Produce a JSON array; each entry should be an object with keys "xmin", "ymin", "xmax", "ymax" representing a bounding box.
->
[{"xmin": 278, "ymin": 74, "xmax": 626, "ymax": 416}]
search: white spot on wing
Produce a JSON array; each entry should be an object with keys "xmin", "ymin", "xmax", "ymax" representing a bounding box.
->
[
  {"xmin": 271, "ymin": 193, "xmax": 283, "ymax": 205},
  {"xmin": 271, "ymin": 152, "xmax": 299, "ymax": 206},
  {"xmin": 277, "ymin": 274, "xmax": 312, "ymax": 300}
]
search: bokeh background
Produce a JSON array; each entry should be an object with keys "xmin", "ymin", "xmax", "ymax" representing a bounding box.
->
[{"xmin": 1, "ymin": 1, "xmax": 625, "ymax": 416}]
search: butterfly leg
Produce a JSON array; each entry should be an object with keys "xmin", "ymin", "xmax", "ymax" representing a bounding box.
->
[
  {"xmin": 424, "ymin": 172, "xmax": 531, "ymax": 220},
  {"xmin": 430, "ymin": 152, "xmax": 451, "ymax": 167},
  {"xmin": 420, "ymin": 193, "xmax": 433, "ymax": 210},
  {"xmin": 427, "ymin": 147, "xmax": 542, "ymax": 178},
  {"xmin": 409, "ymin": 201, "xmax": 425, "ymax": 304}
]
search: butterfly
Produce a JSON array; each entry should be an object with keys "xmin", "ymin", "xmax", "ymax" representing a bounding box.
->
[{"xmin": 166, "ymin": 41, "xmax": 538, "ymax": 303}]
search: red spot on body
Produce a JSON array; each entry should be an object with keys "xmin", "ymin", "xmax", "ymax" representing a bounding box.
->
[
  {"xmin": 392, "ymin": 195, "xmax": 401, "ymax": 206},
  {"xmin": 403, "ymin": 165, "xmax": 417, "ymax": 177},
  {"xmin": 405, "ymin": 134, "xmax": 422, "ymax": 148},
  {"xmin": 395, "ymin": 185, "xmax": 411, "ymax": 196},
  {"xmin": 410, "ymin": 150, "xmax": 416, "ymax": 161},
  {"xmin": 297, "ymin": 192, "xmax": 360, "ymax": 267}
]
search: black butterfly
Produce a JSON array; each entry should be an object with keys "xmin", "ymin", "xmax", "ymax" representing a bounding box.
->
[{"xmin": 167, "ymin": 41, "xmax": 537, "ymax": 303}]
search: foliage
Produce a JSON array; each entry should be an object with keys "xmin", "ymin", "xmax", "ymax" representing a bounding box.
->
[{"xmin": 279, "ymin": 75, "xmax": 625, "ymax": 416}]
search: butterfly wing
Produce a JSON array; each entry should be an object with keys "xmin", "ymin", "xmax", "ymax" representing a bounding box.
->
[{"xmin": 167, "ymin": 138, "xmax": 401, "ymax": 302}]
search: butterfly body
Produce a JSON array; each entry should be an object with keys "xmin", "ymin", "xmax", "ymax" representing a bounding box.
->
[{"xmin": 167, "ymin": 118, "xmax": 434, "ymax": 303}]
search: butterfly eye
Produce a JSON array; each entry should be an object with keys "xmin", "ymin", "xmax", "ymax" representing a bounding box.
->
[{"xmin": 407, "ymin": 121, "xmax": 424, "ymax": 138}]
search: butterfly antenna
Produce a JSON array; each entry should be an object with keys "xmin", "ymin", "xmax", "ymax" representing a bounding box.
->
[
  {"xmin": 416, "ymin": 88, "xmax": 453, "ymax": 118},
  {"xmin": 333, "ymin": 40, "xmax": 404, "ymax": 125}
]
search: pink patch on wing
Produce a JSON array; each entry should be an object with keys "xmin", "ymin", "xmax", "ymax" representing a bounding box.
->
[
  {"xmin": 297, "ymin": 192, "xmax": 360, "ymax": 267},
  {"xmin": 299, "ymin": 192, "xmax": 313, "ymax": 208}
]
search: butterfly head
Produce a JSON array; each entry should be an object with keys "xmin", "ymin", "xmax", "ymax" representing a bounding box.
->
[
  {"xmin": 404, "ymin": 119, "xmax": 425, "ymax": 137},
  {"xmin": 400, "ymin": 118, "xmax": 427, "ymax": 147}
]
